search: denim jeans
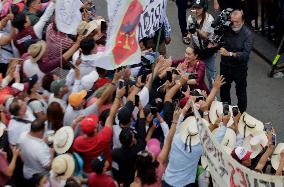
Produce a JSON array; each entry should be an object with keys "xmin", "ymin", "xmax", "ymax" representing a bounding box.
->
[{"xmin": 204, "ymin": 54, "xmax": 216, "ymax": 91}]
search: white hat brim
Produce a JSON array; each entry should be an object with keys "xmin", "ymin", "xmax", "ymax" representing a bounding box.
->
[
  {"xmin": 54, "ymin": 127, "xmax": 74, "ymax": 154},
  {"xmin": 209, "ymin": 101, "xmax": 234, "ymax": 127},
  {"xmin": 180, "ymin": 117, "xmax": 209, "ymax": 146},
  {"xmin": 271, "ymin": 143, "xmax": 284, "ymax": 171},
  {"xmin": 238, "ymin": 112, "xmax": 264, "ymax": 137}
]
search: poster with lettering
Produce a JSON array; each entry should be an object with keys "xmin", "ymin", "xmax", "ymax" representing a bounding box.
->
[
  {"xmin": 55, "ymin": 0, "xmax": 83, "ymax": 35},
  {"xmin": 193, "ymin": 108, "xmax": 284, "ymax": 187},
  {"xmin": 138, "ymin": 0, "xmax": 167, "ymax": 40},
  {"xmin": 83, "ymin": 0, "xmax": 147, "ymax": 70}
]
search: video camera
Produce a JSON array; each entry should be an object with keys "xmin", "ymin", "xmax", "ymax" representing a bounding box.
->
[{"xmin": 210, "ymin": 8, "xmax": 234, "ymax": 46}]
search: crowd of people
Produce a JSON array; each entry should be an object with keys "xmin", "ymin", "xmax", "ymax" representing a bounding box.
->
[{"xmin": 0, "ymin": 0, "xmax": 284, "ymax": 187}]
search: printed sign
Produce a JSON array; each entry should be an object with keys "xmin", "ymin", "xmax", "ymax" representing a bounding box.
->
[
  {"xmin": 55, "ymin": 0, "xmax": 82, "ymax": 35},
  {"xmin": 138, "ymin": 0, "xmax": 167, "ymax": 40}
]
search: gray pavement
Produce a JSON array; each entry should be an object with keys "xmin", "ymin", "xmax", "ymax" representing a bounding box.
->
[{"xmin": 96, "ymin": 0, "xmax": 284, "ymax": 140}]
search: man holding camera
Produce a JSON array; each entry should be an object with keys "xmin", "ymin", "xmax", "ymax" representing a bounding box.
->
[{"xmin": 219, "ymin": 10, "xmax": 253, "ymax": 113}]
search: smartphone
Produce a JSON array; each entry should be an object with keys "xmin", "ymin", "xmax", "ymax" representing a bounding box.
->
[
  {"xmin": 196, "ymin": 96, "xmax": 205, "ymax": 103},
  {"xmin": 166, "ymin": 71, "xmax": 172, "ymax": 82},
  {"xmin": 188, "ymin": 73, "xmax": 198, "ymax": 80},
  {"xmin": 232, "ymin": 106, "xmax": 239, "ymax": 117},
  {"xmin": 181, "ymin": 84, "xmax": 188, "ymax": 93},
  {"xmin": 264, "ymin": 122, "xmax": 273, "ymax": 132},
  {"xmin": 172, "ymin": 69, "xmax": 180, "ymax": 75},
  {"xmin": 118, "ymin": 80, "xmax": 124, "ymax": 89},
  {"xmin": 141, "ymin": 74, "xmax": 147, "ymax": 84},
  {"xmin": 150, "ymin": 107, "xmax": 158, "ymax": 116},
  {"xmin": 135, "ymin": 95, "xmax": 140, "ymax": 107},
  {"xmin": 101, "ymin": 21, "xmax": 107, "ymax": 33},
  {"xmin": 223, "ymin": 102, "xmax": 229, "ymax": 115},
  {"xmin": 272, "ymin": 133, "xmax": 277, "ymax": 146}
]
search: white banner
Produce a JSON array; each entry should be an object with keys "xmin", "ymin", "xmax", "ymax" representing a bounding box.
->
[
  {"xmin": 55, "ymin": 0, "xmax": 82, "ymax": 35},
  {"xmin": 138, "ymin": 0, "xmax": 167, "ymax": 40},
  {"xmin": 193, "ymin": 106, "xmax": 284, "ymax": 187},
  {"xmin": 85, "ymin": 0, "xmax": 147, "ymax": 70}
]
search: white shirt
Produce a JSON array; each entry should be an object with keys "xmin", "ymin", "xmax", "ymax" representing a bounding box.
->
[
  {"xmin": 187, "ymin": 13, "xmax": 214, "ymax": 48},
  {"xmin": 19, "ymin": 132, "xmax": 51, "ymax": 179},
  {"xmin": 66, "ymin": 51, "xmax": 98, "ymax": 86},
  {"xmin": 48, "ymin": 94, "xmax": 67, "ymax": 111},
  {"xmin": 112, "ymin": 125, "xmax": 122, "ymax": 149},
  {"xmin": 7, "ymin": 110, "xmax": 35, "ymax": 145},
  {"xmin": 23, "ymin": 59, "xmax": 45, "ymax": 81}
]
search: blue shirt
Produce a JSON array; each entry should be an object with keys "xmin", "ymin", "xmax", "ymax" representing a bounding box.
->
[
  {"xmin": 215, "ymin": 125, "xmax": 227, "ymax": 144},
  {"xmin": 163, "ymin": 134, "xmax": 202, "ymax": 186}
]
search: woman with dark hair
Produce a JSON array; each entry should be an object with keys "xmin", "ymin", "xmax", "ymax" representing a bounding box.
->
[
  {"xmin": 31, "ymin": 172, "xmax": 50, "ymax": 187},
  {"xmin": 46, "ymin": 102, "xmax": 64, "ymax": 131},
  {"xmin": 26, "ymin": 74, "xmax": 48, "ymax": 119},
  {"xmin": 173, "ymin": 46, "xmax": 209, "ymax": 94},
  {"xmin": 130, "ymin": 110, "xmax": 180, "ymax": 187}
]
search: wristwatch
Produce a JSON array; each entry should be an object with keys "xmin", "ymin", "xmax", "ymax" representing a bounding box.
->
[{"xmin": 229, "ymin": 52, "xmax": 233, "ymax": 57}]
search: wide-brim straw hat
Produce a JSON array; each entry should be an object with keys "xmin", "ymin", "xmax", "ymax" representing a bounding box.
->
[
  {"xmin": 271, "ymin": 143, "xmax": 284, "ymax": 171},
  {"xmin": 51, "ymin": 154, "xmax": 75, "ymax": 180},
  {"xmin": 180, "ymin": 116, "xmax": 209, "ymax": 147},
  {"xmin": 53, "ymin": 126, "xmax": 74, "ymax": 154},
  {"xmin": 243, "ymin": 131, "xmax": 268, "ymax": 158},
  {"xmin": 212, "ymin": 127, "xmax": 236, "ymax": 153},
  {"xmin": 28, "ymin": 40, "xmax": 47, "ymax": 63},
  {"xmin": 209, "ymin": 101, "xmax": 234, "ymax": 127},
  {"xmin": 238, "ymin": 112, "xmax": 264, "ymax": 138}
]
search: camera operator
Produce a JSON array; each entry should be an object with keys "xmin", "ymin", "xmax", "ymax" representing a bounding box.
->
[
  {"xmin": 219, "ymin": 10, "xmax": 253, "ymax": 113},
  {"xmin": 186, "ymin": 0, "xmax": 216, "ymax": 90}
]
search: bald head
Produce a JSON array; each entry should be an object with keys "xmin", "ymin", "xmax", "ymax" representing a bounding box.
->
[{"xmin": 231, "ymin": 10, "xmax": 245, "ymax": 32}]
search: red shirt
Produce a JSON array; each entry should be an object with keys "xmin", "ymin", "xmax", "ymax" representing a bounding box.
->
[
  {"xmin": 73, "ymin": 126, "xmax": 112, "ymax": 173},
  {"xmin": 88, "ymin": 173, "xmax": 116, "ymax": 187},
  {"xmin": 14, "ymin": 26, "xmax": 38, "ymax": 55}
]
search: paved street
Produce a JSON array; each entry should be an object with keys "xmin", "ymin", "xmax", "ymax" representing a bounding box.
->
[{"xmin": 95, "ymin": 0, "xmax": 284, "ymax": 140}]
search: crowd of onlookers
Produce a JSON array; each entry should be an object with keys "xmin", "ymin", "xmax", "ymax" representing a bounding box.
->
[{"xmin": 1, "ymin": 0, "xmax": 284, "ymax": 187}]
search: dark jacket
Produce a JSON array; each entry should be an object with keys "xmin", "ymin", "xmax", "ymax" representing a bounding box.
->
[{"xmin": 221, "ymin": 25, "xmax": 253, "ymax": 67}]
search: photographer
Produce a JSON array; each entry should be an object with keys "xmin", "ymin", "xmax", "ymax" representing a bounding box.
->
[
  {"xmin": 219, "ymin": 10, "xmax": 253, "ymax": 113},
  {"xmin": 186, "ymin": 0, "xmax": 216, "ymax": 90}
]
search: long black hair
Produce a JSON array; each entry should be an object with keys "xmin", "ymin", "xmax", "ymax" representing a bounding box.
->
[{"xmin": 135, "ymin": 150, "xmax": 159, "ymax": 185}]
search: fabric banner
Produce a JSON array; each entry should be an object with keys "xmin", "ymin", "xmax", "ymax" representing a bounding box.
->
[
  {"xmin": 85, "ymin": 0, "xmax": 147, "ymax": 70},
  {"xmin": 55, "ymin": 0, "xmax": 82, "ymax": 35},
  {"xmin": 137, "ymin": 0, "xmax": 167, "ymax": 40},
  {"xmin": 191, "ymin": 103, "xmax": 284, "ymax": 187}
]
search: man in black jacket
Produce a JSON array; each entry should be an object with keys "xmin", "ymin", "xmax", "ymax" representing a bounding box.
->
[{"xmin": 219, "ymin": 10, "xmax": 253, "ymax": 113}]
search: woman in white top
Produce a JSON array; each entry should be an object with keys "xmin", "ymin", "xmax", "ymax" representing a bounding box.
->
[{"xmin": 187, "ymin": 0, "xmax": 216, "ymax": 91}]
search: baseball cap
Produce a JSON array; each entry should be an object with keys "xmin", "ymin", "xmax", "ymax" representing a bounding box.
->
[
  {"xmin": 81, "ymin": 71, "xmax": 99, "ymax": 91},
  {"xmin": 91, "ymin": 154, "xmax": 107, "ymax": 174},
  {"xmin": 192, "ymin": 0, "xmax": 208, "ymax": 9},
  {"xmin": 231, "ymin": 146, "xmax": 252, "ymax": 161},
  {"xmin": 68, "ymin": 90, "xmax": 87, "ymax": 107},
  {"xmin": 80, "ymin": 114, "xmax": 99, "ymax": 134},
  {"xmin": 50, "ymin": 79, "xmax": 66, "ymax": 95}
]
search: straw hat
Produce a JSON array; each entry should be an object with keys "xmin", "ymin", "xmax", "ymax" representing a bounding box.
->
[
  {"xmin": 53, "ymin": 126, "xmax": 74, "ymax": 154},
  {"xmin": 0, "ymin": 123, "xmax": 6, "ymax": 138},
  {"xmin": 271, "ymin": 143, "xmax": 284, "ymax": 171},
  {"xmin": 180, "ymin": 116, "xmax": 209, "ymax": 149},
  {"xmin": 27, "ymin": 40, "xmax": 47, "ymax": 63},
  {"xmin": 51, "ymin": 154, "xmax": 75, "ymax": 180},
  {"xmin": 84, "ymin": 20, "xmax": 99, "ymax": 37},
  {"xmin": 212, "ymin": 127, "xmax": 236, "ymax": 153},
  {"xmin": 209, "ymin": 101, "xmax": 234, "ymax": 127},
  {"xmin": 242, "ymin": 131, "xmax": 268, "ymax": 159},
  {"xmin": 238, "ymin": 112, "xmax": 264, "ymax": 138},
  {"xmin": 77, "ymin": 21, "xmax": 89, "ymax": 35}
]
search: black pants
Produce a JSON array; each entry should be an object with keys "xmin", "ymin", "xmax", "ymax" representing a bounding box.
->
[
  {"xmin": 176, "ymin": 0, "xmax": 188, "ymax": 37},
  {"xmin": 220, "ymin": 64, "xmax": 248, "ymax": 113}
]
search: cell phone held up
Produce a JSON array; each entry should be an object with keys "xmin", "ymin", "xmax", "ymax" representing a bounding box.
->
[
  {"xmin": 272, "ymin": 133, "xmax": 277, "ymax": 146},
  {"xmin": 188, "ymin": 73, "xmax": 198, "ymax": 80},
  {"xmin": 150, "ymin": 107, "xmax": 158, "ymax": 116},
  {"xmin": 166, "ymin": 71, "xmax": 172, "ymax": 83},
  {"xmin": 135, "ymin": 95, "xmax": 140, "ymax": 107},
  {"xmin": 141, "ymin": 74, "xmax": 147, "ymax": 84},
  {"xmin": 232, "ymin": 106, "xmax": 239, "ymax": 117},
  {"xmin": 223, "ymin": 102, "xmax": 229, "ymax": 115}
]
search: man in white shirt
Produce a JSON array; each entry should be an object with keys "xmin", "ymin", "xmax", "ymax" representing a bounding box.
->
[
  {"xmin": 19, "ymin": 118, "xmax": 53, "ymax": 179},
  {"xmin": 7, "ymin": 98, "xmax": 35, "ymax": 146}
]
